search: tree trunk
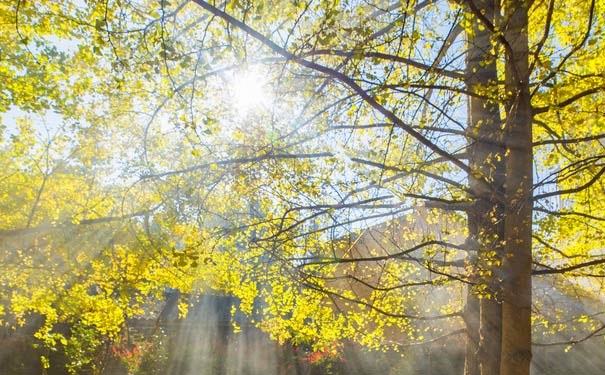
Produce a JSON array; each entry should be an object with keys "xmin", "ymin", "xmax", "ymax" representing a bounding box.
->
[
  {"xmin": 463, "ymin": 288, "xmax": 480, "ymax": 375},
  {"xmin": 500, "ymin": 0, "xmax": 533, "ymax": 374},
  {"xmin": 464, "ymin": 1, "xmax": 505, "ymax": 374}
]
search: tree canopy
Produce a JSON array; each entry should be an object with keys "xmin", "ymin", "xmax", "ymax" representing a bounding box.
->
[{"xmin": 1, "ymin": 0, "xmax": 604, "ymax": 374}]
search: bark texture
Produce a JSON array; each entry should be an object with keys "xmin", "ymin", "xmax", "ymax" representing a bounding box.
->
[
  {"xmin": 501, "ymin": 0, "xmax": 533, "ymax": 374},
  {"xmin": 464, "ymin": 1, "xmax": 505, "ymax": 373}
]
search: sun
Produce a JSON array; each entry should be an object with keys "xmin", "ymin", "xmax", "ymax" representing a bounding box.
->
[{"xmin": 230, "ymin": 67, "xmax": 271, "ymax": 114}]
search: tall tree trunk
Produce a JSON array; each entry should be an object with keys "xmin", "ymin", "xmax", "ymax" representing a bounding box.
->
[
  {"xmin": 463, "ymin": 288, "xmax": 480, "ymax": 375},
  {"xmin": 464, "ymin": 1, "xmax": 505, "ymax": 374},
  {"xmin": 501, "ymin": 0, "xmax": 533, "ymax": 374}
]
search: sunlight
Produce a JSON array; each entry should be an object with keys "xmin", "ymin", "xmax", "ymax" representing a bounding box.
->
[{"xmin": 230, "ymin": 67, "xmax": 270, "ymax": 114}]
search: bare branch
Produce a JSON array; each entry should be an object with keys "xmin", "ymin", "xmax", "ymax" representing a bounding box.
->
[
  {"xmin": 140, "ymin": 152, "xmax": 334, "ymax": 180},
  {"xmin": 534, "ymin": 207, "xmax": 605, "ymax": 222},
  {"xmin": 302, "ymin": 49, "xmax": 465, "ymax": 80},
  {"xmin": 295, "ymin": 240, "xmax": 465, "ymax": 265},
  {"xmin": 533, "ymin": 325, "xmax": 605, "ymax": 347},
  {"xmin": 533, "ymin": 165, "xmax": 605, "ymax": 201},
  {"xmin": 533, "ymin": 258, "xmax": 605, "ymax": 275}
]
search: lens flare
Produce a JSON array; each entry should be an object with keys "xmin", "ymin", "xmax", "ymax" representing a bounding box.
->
[{"xmin": 230, "ymin": 68, "xmax": 270, "ymax": 114}]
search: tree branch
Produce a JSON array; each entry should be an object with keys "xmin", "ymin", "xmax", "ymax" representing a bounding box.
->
[
  {"xmin": 533, "ymin": 258, "xmax": 605, "ymax": 275},
  {"xmin": 0, "ymin": 209, "xmax": 154, "ymax": 239},
  {"xmin": 294, "ymin": 240, "xmax": 465, "ymax": 265},
  {"xmin": 533, "ymin": 133, "xmax": 605, "ymax": 146},
  {"xmin": 191, "ymin": 0, "xmax": 472, "ymax": 177},
  {"xmin": 533, "ymin": 165, "xmax": 605, "ymax": 201},
  {"xmin": 302, "ymin": 49, "xmax": 465, "ymax": 80},
  {"xmin": 533, "ymin": 86, "xmax": 605, "ymax": 114}
]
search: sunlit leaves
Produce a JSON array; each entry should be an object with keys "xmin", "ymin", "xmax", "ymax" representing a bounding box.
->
[{"xmin": 1, "ymin": 0, "xmax": 605, "ymax": 372}]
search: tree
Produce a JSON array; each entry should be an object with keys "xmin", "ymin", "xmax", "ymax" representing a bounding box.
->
[
  {"xmin": 1, "ymin": 0, "xmax": 604, "ymax": 374},
  {"xmin": 0, "ymin": 2, "xmax": 207, "ymax": 372},
  {"xmin": 164, "ymin": 1, "xmax": 601, "ymax": 374},
  {"xmin": 161, "ymin": 1, "xmax": 604, "ymax": 374}
]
